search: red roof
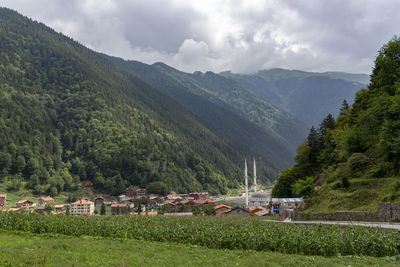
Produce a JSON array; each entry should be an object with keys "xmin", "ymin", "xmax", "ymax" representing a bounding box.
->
[
  {"xmin": 71, "ymin": 199, "xmax": 93, "ymax": 205},
  {"xmin": 40, "ymin": 197, "xmax": 54, "ymax": 202},
  {"xmin": 194, "ymin": 199, "xmax": 207, "ymax": 205},
  {"xmin": 214, "ymin": 204, "xmax": 232, "ymax": 210},
  {"xmin": 163, "ymin": 200, "xmax": 175, "ymax": 205},
  {"xmin": 0, "ymin": 194, "xmax": 6, "ymax": 198},
  {"xmin": 207, "ymin": 200, "xmax": 217, "ymax": 204}
]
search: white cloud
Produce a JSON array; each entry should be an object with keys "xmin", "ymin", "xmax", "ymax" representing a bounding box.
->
[{"xmin": 2, "ymin": 0, "xmax": 400, "ymax": 74}]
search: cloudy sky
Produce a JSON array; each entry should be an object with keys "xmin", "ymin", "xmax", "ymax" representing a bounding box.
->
[{"xmin": 2, "ymin": 0, "xmax": 399, "ymax": 74}]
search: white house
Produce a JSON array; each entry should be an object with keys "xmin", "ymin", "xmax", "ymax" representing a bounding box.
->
[{"xmin": 70, "ymin": 199, "xmax": 94, "ymax": 215}]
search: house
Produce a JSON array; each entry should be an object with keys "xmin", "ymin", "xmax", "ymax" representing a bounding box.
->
[
  {"xmin": 280, "ymin": 198, "xmax": 305, "ymax": 210},
  {"xmin": 254, "ymin": 209, "xmax": 270, "ymax": 217},
  {"xmin": 111, "ymin": 203, "xmax": 129, "ymax": 215},
  {"xmin": 214, "ymin": 204, "xmax": 232, "ymax": 216},
  {"xmin": 70, "ymin": 199, "xmax": 94, "ymax": 216},
  {"xmin": 249, "ymin": 206, "xmax": 265, "ymax": 216},
  {"xmin": 225, "ymin": 206, "xmax": 250, "ymax": 217},
  {"xmin": 134, "ymin": 188, "xmax": 147, "ymax": 197},
  {"xmin": 249, "ymin": 192, "xmax": 269, "ymax": 206},
  {"xmin": 125, "ymin": 188, "xmax": 135, "ymax": 198},
  {"xmin": 189, "ymin": 192, "xmax": 209, "ymax": 200},
  {"xmin": 0, "ymin": 194, "xmax": 6, "ymax": 209},
  {"xmin": 16, "ymin": 200, "xmax": 34, "ymax": 209},
  {"xmin": 55, "ymin": 205, "xmax": 66, "ymax": 212},
  {"xmin": 38, "ymin": 197, "xmax": 54, "ymax": 206},
  {"xmin": 193, "ymin": 199, "xmax": 208, "ymax": 206},
  {"xmin": 94, "ymin": 196, "xmax": 105, "ymax": 206},
  {"xmin": 119, "ymin": 195, "xmax": 130, "ymax": 202}
]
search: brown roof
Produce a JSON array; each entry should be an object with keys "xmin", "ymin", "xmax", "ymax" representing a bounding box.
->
[
  {"xmin": 214, "ymin": 204, "xmax": 231, "ymax": 210},
  {"xmin": 71, "ymin": 199, "xmax": 93, "ymax": 205},
  {"xmin": 40, "ymin": 197, "xmax": 54, "ymax": 201},
  {"xmin": 16, "ymin": 200, "xmax": 33, "ymax": 204}
]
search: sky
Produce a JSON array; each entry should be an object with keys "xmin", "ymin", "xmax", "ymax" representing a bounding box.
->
[{"xmin": 2, "ymin": 0, "xmax": 399, "ymax": 74}]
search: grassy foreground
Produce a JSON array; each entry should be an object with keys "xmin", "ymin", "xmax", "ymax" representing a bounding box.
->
[{"xmin": 0, "ymin": 231, "xmax": 398, "ymax": 267}]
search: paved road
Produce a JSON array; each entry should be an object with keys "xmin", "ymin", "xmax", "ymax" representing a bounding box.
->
[{"xmin": 264, "ymin": 219, "xmax": 400, "ymax": 230}]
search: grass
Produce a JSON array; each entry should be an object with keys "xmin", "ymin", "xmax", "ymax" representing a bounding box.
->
[
  {"xmin": 0, "ymin": 231, "xmax": 398, "ymax": 267},
  {"xmin": 305, "ymin": 177, "xmax": 400, "ymax": 213}
]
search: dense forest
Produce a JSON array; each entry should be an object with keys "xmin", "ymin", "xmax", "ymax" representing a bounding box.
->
[{"xmin": 272, "ymin": 38, "xmax": 400, "ymax": 211}]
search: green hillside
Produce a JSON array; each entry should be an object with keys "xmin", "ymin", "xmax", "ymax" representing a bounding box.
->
[
  {"xmin": 0, "ymin": 8, "xmax": 274, "ymax": 195},
  {"xmin": 272, "ymin": 37, "xmax": 400, "ymax": 212},
  {"xmin": 220, "ymin": 68, "xmax": 367, "ymax": 127}
]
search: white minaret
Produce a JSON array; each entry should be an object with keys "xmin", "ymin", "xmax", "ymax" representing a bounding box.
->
[
  {"xmin": 245, "ymin": 159, "xmax": 249, "ymax": 207},
  {"xmin": 253, "ymin": 158, "xmax": 257, "ymax": 193}
]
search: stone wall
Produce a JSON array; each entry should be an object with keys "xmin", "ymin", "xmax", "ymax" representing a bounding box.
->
[{"xmin": 294, "ymin": 202, "xmax": 400, "ymax": 222}]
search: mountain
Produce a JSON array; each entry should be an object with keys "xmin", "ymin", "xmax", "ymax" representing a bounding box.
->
[
  {"xmin": 110, "ymin": 57, "xmax": 308, "ymax": 165},
  {"xmin": 220, "ymin": 69, "xmax": 368, "ymax": 127},
  {"xmin": 0, "ymin": 7, "xmax": 285, "ymax": 196},
  {"xmin": 272, "ymin": 38, "xmax": 400, "ymax": 212}
]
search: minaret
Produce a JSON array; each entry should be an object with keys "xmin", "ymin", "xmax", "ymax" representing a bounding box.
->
[
  {"xmin": 253, "ymin": 158, "xmax": 257, "ymax": 193},
  {"xmin": 245, "ymin": 159, "xmax": 249, "ymax": 207}
]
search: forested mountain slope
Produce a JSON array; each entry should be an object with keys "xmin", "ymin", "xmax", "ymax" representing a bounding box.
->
[
  {"xmin": 0, "ymin": 8, "xmax": 281, "ymax": 195},
  {"xmin": 111, "ymin": 58, "xmax": 308, "ymax": 168},
  {"xmin": 220, "ymin": 69, "xmax": 368, "ymax": 127},
  {"xmin": 272, "ymin": 38, "xmax": 400, "ymax": 212}
]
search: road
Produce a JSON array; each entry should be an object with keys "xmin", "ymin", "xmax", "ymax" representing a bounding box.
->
[{"xmin": 264, "ymin": 219, "xmax": 400, "ymax": 230}]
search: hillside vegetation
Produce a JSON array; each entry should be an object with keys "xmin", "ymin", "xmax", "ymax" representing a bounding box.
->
[
  {"xmin": 272, "ymin": 38, "xmax": 400, "ymax": 212},
  {"xmin": 0, "ymin": 8, "xmax": 275, "ymax": 195}
]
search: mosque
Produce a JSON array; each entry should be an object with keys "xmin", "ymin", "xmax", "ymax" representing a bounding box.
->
[{"xmin": 244, "ymin": 158, "xmax": 269, "ymax": 207}]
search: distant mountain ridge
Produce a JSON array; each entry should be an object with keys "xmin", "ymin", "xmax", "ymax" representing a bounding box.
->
[{"xmin": 220, "ymin": 68, "xmax": 368, "ymax": 127}]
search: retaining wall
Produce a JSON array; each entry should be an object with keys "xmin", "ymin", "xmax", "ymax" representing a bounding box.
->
[{"xmin": 294, "ymin": 202, "xmax": 400, "ymax": 222}]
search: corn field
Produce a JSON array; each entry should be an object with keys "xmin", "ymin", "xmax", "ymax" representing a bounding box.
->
[{"xmin": 0, "ymin": 211, "xmax": 399, "ymax": 257}]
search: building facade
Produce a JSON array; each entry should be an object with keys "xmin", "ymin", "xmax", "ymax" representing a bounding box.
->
[{"xmin": 70, "ymin": 199, "xmax": 94, "ymax": 215}]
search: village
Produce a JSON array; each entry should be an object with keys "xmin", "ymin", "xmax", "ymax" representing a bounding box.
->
[
  {"xmin": 0, "ymin": 188, "xmax": 304, "ymax": 218},
  {"xmin": 0, "ymin": 159, "xmax": 306, "ymax": 218}
]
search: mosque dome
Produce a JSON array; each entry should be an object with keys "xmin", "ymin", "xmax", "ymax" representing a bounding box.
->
[{"xmin": 251, "ymin": 192, "xmax": 268, "ymax": 199}]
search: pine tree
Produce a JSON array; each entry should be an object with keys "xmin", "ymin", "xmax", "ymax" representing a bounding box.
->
[{"xmin": 339, "ymin": 99, "xmax": 349, "ymax": 116}]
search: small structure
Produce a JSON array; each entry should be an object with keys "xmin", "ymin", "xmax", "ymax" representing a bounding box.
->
[
  {"xmin": 125, "ymin": 188, "xmax": 135, "ymax": 198},
  {"xmin": 38, "ymin": 197, "xmax": 54, "ymax": 206},
  {"xmin": 36, "ymin": 206, "xmax": 47, "ymax": 214},
  {"xmin": 70, "ymin": 199, "xmax": 94, "ymax": 216},
  {"xmin": 111, "ymin": 203, "xmax": 129, "ymax": 215},
  {"xmin": 55, "ymin": 204, "xmax": 66, "ymax": 212},
  {"xmin": 0, "ymin": 194, "xmax": 6, "ymax": 209},
  {"xmin": 214, "ymin": 204, "xmax": 232, "ymax": 216},
  {"xmin": 225, "ymin": 206, "xmax": 250, "ymax": 217},
  {"xmin": 135, "ymin": 188, "xmax": 147, "ymax": 197},
  {"xmin": 119, "ymin": 195, "xmax": 130, "ymax": 202},
  {"xmin": 16, "ymin": 200, "xmax": 34, "ymax": 209},
  {"xmin": 254, "ymin": 209, "xmax": 270, "ymax": 217},
  {"xmin": 189, "ymin": 192, "xmax": 209, "ymax": 200},
  {"xmin": 249, "ymin": 192, "xmax": 269, "ymax": 206},
  {"xmin": 249, "ymin": 206, "xmax": 265, "ymax": 216},
  {"xmin": 94, "ymin": 196, "xmax": 105, "ymax": 207}
]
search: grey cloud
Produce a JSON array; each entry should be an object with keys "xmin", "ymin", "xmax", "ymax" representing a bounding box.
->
[{"xmin": 2, "ymin": 0, "xmax": 400, "ymax": 74}]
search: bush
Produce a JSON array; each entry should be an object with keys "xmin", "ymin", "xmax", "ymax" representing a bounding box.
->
[{"xmin": 347, "ymin": 153, "xmax": 370, "ymax": 171}]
